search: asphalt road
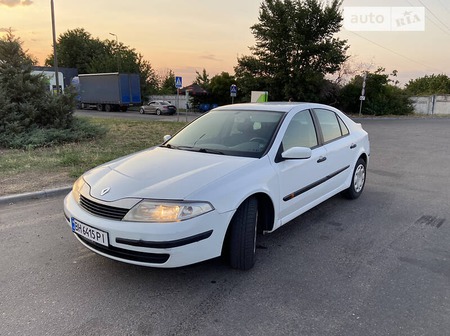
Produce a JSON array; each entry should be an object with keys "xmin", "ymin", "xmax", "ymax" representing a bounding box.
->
[
  {"xmin": 1, "ymin": 118, "xmax": 449, "ymax": 336},
  {"xmin": 74, "ymin": 109, "xmax": 200, "ymax": 123}
]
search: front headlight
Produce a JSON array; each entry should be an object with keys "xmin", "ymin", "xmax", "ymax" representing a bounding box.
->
[
  {"xmin": 123, "ymin": 200, "xmax": 214, "ymax": 222},
  {"xmin": 72, "ymin": 176, "xmax": 85, "ymax": 203}
]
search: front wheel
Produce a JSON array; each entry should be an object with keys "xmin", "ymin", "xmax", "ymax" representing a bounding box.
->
[
  {"xmin": 156, "ymin": 109, "xmax": 161, "ymax": 115},
  {"xmin": 342, "ymin": 158, "xmax": 366, "ymax": 199},
  {"xmin": 229, "ymin": 197, "xmax": 258, "ymax": 270},
  {"xmin": 139, "ymin": 108, "xmax": 145, "ymax": 114}
]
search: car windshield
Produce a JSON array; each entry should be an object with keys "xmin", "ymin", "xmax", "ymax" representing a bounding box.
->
[{"xmin": 164, "ymin": 109, "xmax": 284, "ymax": 158}]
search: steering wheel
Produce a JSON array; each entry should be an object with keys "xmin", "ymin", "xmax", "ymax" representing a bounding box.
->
[{"xmin": 249, "ymin": 137, "xmax": 267, "ymax": 144}]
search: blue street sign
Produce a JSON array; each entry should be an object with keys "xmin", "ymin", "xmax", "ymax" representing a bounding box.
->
[
  {"xmin": 175, "ymin": 76, "xmax": 182, "ymax": 89},
  {"xmin": 230, "ymin": 84, "xmax": 237, "ymax": 97}
]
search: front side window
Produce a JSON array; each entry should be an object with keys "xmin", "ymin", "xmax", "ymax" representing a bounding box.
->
[
  {"xmin": 314, "ymin": 109, "xmax": 348, "ymax": 143},
  {"xmin": 282, "ymin": 109, "xmax": 318, "ymax": 151}
]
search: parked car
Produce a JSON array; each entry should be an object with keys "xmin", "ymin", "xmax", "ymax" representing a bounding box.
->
[
  {"xmin": 140, "ymin": 100, "xmax": 177, "ymax": 115},
  {"xmin": 64, "ymin": 102, "xmax": 370, "ymax": 270}
]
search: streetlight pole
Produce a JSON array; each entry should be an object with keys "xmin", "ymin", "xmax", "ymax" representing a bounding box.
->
[
  {"xmin": 50, "ymin": 0, "xmax": 60, "ymax": 94},
  {"xmin": 109, "ymin": 32, "xmax": 120, "ymax": 73}
]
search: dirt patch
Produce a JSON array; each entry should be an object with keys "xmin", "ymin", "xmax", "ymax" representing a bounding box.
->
[{"xmin": 0, "ymin": 171, "xmax": 74, "ymax": 197}]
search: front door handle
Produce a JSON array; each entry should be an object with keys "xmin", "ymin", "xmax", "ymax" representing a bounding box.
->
[{"xmin": 317, "ymin": 156, "xmax": 327, "ymax": 163}]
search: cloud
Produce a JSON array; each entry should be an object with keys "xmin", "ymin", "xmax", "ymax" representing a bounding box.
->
[
  {"xmin": 0, "ymin": 0, "xmax": 33, "ymax": 7},
  {"xmin": 199, "ymin": 54, "xmax": 222, "ymax": 62}
]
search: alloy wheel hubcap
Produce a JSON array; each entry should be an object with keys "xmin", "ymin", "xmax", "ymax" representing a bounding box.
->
[{"xmin": 354, "ymin": 164, "xmax": 365, "ymax": 193}]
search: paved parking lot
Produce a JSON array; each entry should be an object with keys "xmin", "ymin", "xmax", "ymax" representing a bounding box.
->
[{"xmin": 1, "ymin": 117, "xmax": 449, "ymax": 335}]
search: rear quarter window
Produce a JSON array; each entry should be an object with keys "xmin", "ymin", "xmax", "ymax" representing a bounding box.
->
[{"xmin": 314, "ymin": 108, "xmax": 349, "ymax": 142}]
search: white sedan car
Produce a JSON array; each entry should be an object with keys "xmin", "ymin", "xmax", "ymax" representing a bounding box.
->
[{"xmin": 64, "ymin": 102, "xmax": 370, "ymax": 270}]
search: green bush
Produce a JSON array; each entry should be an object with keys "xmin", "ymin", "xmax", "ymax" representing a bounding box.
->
[
  {"xmin": 0, "ymin": 31, "xmax": 105, "ymax": 149},
  {"xmin": 0, "ymin": 118, "xmax": 107, "ymax": 149},
  {"xmin": 338, "ymin": 70, "xmax": 413, "ymax": 116}
]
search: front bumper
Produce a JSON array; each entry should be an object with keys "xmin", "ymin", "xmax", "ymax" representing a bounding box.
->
[{"xmin": 63, "ymin": 192, "xmax": 233, "ymax": 268}]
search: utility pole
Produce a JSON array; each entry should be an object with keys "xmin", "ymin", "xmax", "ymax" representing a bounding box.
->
[
  {"xmin": 50, "ymin": 0, "xmax": 59, "ymax": 94},
  {"xmin": 109, "ymin": 33, "xmax": 120, "ymax": 72},
  {"xmin": 359, "ymin": 72, "xmax": 367, "ymax": 116}
]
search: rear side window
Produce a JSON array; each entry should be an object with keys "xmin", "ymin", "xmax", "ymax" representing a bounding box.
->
[{"xmin": 314, "ymin": 109, "xmax": 348, "ymax": 143}]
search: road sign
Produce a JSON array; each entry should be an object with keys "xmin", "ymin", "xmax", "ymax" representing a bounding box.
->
[
  {"xmin": 230, "ymin": 84, "xmax": 237, "ymax": 97},
  {"xmin": 360, "ymin": 95, "xmax": 366, "ymax": 101},
  {"xmin": 175, "ymin": 76, "xmax": 182, "ymax": 89}
]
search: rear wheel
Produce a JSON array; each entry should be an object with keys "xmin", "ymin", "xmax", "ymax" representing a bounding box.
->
[
  {"xmin": 96, "ymin": 104, "xmax": 103, "ymax": 111},
  {"xmin": 105, "ymin": 104, "xmax": 111, "ymax": 112},
  {"xmin": 342, "ymin": 158, "xmax": 366, "ymax": 199},
  {"xmin": 229, "ymin": 197, "xmax": 258, "ymax": 270}
]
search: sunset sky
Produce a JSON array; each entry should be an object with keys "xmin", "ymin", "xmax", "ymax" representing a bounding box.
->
[{"xmin": 1, "ymin": 0, "xmax": 449, "ymax": 86}]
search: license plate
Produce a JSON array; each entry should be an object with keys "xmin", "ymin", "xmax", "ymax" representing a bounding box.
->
[{"xmin": 71, "ymin": 217, "xmax": 109, "ymax": 247}]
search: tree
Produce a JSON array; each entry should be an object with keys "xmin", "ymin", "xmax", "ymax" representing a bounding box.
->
[
  {"xmin": 0, "ymin": 30, "xmax": 102, "ymax": 148},
  {"xmin": 137, "ymin": 54, "xmax": 159, "ymax": 97},
  {"xmin": 338, "ymin": 68, "xmax": 413, "ymax": 115},
  {"xmin": 45, "ymin": 28, "xmax": 160, "ymax": 98},
  {"xmin": 44, "ymin": 28, "xmax": 105, "ymax": 74},
  {"xmin": 209, "ymin": 72, "xmax": 236, "ymax": 106},
  {"xmin": 404, "ymin": 74, "xmax": 450, "ymax": 96},
  {"xmin": 158, "ymin": 69, "xmax": 177, "ymax": 95},
  {"xmin": 235, "ymin": 0, "xmax": 348, "ymax": 102},
  {"xmin": 194, "ymin": 69, "xmax": 210, "ymax": 88},
  {"xmin": 234, "ymin": 55, "xmax": 271, "ymax": 102}
]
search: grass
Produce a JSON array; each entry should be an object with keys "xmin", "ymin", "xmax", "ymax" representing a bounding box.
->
[
  {"xmin": 2, "ymin": 112, "xmax": 448, "ymax": 197},
  {"xmin": 0, "ymin": 117, "xmax": 187, "ymax": 196}
]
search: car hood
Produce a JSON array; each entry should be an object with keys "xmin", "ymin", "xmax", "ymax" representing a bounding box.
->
[{"xmin": 83, "ymin": 147, "xmax": 254, "ymax": 201}]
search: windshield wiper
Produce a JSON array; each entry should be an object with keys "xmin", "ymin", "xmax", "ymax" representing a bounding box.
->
[
  {"xmin": 161, "ymin": 144, "xmax": 224, "ymax": 155},
  {"xmin": 197, "ymin": 148, "xmax": 225, "ymax": 155}
]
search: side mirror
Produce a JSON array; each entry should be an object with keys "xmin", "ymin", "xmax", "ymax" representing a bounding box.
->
[
  {"xmin": 281, "ymin": 147, "xmax": 312, "ymax": 160},
  {"xmin": 163, "ymin": 135, "xmax": 172, "ymax": 142}
]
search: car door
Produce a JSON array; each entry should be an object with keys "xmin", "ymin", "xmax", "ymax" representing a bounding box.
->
[
  {"xmin": 275, "ymin": 109, "xmax": 330, "ymax": 224},
  {"xmin": 143, "ymin": 101, "xmax": 154, "ymax": 113},
  {"xmin": 313, "ymin": 108, "xmax": 355, "ymax": 192}
]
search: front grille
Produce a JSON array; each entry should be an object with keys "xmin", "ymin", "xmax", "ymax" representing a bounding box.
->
[{"xmin": 80, "ymin": 195, "xmax": 129, "ymax": 220}]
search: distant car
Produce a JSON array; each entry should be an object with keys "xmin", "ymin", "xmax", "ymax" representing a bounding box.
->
[
  {"xmin": 64, "ymin": 102, "xmax": 370, "ymax": 270},
  {"xmin": 140, "ymin": 100, "xmax": 177, "ymax": 115}
]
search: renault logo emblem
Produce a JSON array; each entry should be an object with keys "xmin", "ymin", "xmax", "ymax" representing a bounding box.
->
[{"xmin": 100, "ymin": 187, "xmax": 111, "ymax": 196}]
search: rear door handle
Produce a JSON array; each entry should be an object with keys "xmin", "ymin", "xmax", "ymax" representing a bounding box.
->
[
  {"xmin": 317, "ymin": 156, "xmax": 327, "ymax": 163},
  {"xmin": 350, "ymin": 143, "xmax": 357, "ymax": 149}
]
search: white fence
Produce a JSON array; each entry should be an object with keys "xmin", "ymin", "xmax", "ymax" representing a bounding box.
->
[
  {"xmin": 410, "ymin": 95, "xmax": 450, "ymax": 115},
  {"xmin": 147, "ymin": 95, "xmax": 189, "ymax": 110}
]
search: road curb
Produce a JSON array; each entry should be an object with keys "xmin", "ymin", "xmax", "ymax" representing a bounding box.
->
[{"xmin": 0, "ymin": 186, "xmax": 72, "ymax": 205}]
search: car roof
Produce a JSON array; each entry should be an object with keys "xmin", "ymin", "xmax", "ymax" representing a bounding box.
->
[{"xmin": 215, "ymin": 102, "xmax": 341, "ymax": 113}]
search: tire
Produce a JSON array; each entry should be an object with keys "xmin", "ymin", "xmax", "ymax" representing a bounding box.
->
[
  {"xmin": 342, "ymin": 158, "xmax": 366, "ymax": 199},
  {"xmin": 229, "ymin": 197, "xmax": 258, "ymax": 270},
  {"xmin": 156, "ymin": 109, "xmax": 161, "ymax": 116},
  {"xmin": 97, "ymin": 104, "xmax": 103, "ymax": 111},
  {"xmin": 139, "ymin": 108, "xmax": 145, "ymax": 114},
  {"xmin": 105, "ymin": 104, "xmax": 111, "ymax": 112}
]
